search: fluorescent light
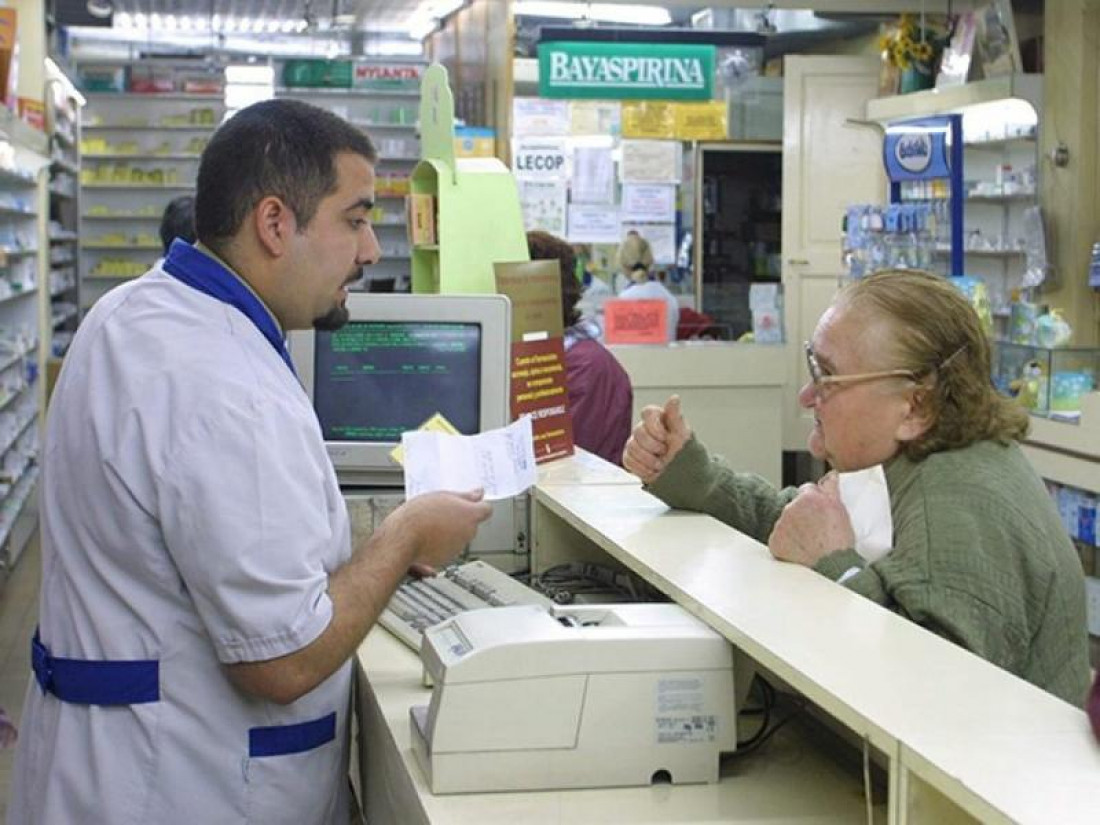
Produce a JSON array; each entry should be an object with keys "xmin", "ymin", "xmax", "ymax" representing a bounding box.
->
[
  {"xmin": 514, "ymin": 1, "xmax": 671, "ymax": 25},
  {"xmin": 407, "ymin": 16, "xmax": 439, "ymax": 40},
  {"xmin": 85, "ymin": 0, "xmax": 113, "ymax": 20},
  {"xmin": 406, "ymin": 0, "xmax": 466, "ymax": 39},
  {"xmin": 364, "ymin": 40, "xmax": 426, "ymax": 57},
  {"xmin": 428, "ymin": 0, "xmax": 465, "ymax": 16},
  {"xmin": 225, "ymin": 64, "xmax": 274, "ymax": 84}
]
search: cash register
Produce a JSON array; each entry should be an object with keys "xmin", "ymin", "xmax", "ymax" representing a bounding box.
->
[{"xmin": 410, "ymin": 603, "xmax": 745, "ymax": 794}]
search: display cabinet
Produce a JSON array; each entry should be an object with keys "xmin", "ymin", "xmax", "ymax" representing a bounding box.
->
[
  {"xmin": 0, "ymin": 110, "xmax": 48, "ymax": 583},
  {"xmin": 76, "ymin": 60, "xmax": 224, "ymax": 310},
  {"xmin": 993, "ymin": 341, "xmax": 1099, "ymax": 420},
  {"xmin": 45, "ymin": 64, "xmax": 82, "ymax": 361},
  {"xmin": 867, "ymin": 75, "xmax": 1044, "ymax": 318},
  {"xmin": 693, "ymin": 142, "xmax": 781, "ymax": 340},
  {"xmin": 275, "ymin": 58, "xmax": 424, "ymax": 293}
]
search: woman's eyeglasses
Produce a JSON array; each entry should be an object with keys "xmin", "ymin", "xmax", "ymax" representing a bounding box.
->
[{"xmin": 803, "ymin": 342, "xmax": 919, "ymax": 397}]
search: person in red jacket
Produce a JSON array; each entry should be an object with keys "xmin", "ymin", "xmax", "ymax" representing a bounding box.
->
[{"xmin": 526, "ymin": 231, "xmax": 633, "ymax": 466}]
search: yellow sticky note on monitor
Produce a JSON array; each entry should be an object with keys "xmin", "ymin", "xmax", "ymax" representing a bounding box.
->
[{"xmin": 389, "ymin": 412, "xmax": 461, "ymax": 466}]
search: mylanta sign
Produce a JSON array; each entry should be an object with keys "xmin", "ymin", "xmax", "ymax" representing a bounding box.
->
[
  {"xmin": 538, "ymin": 42, "xmax": 714, "ymax": 101},
  {"xmin": 883, "ymin": 117, "xmax": 953, "ymax": 182}
]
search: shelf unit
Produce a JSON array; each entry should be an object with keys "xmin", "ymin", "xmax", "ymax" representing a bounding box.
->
[
  {"xmin": 46, "ymin": 70, "xmax": 83, "ymax": 363},
  {"xmin": 76, "ymin": 61, "xmax": 226, "ymax": 309},
  {"xmin": 694, "ymin": 142, "xmax": 782, "ymax": 340},
  {"xmin": 868, "ymin": 74, "xmax": 1044, "ymax": 315},
  {"xmin": 0, "ymin": 108, "xmax": 49, "ymax": 582},
  {"xmin": 274, "ymin": 59, "xmax": 425, "ymax": 292}
]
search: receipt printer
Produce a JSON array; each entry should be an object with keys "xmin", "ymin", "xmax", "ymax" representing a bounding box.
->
[{"xmin": 410, "ymin": 603, "xmax": 739, "ymax": 794}]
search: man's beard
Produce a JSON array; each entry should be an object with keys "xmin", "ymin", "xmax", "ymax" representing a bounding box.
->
[{"xmin": 313, "ymin": 304, "xmax": 350, "ymax": 331}]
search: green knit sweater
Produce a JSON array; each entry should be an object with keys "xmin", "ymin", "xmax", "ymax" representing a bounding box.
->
[{"xmin": 648, "ymin": 436, "xmax": 1090, "ymax": 706}]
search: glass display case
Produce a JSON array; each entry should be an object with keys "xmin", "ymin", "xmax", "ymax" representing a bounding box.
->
[{"xmin": 993, "ymin": 341, "xmax": 1100, "ymax": 420}]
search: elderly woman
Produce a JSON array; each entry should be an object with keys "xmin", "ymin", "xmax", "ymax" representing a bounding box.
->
[
  {"xmin": 527, "ymin": 230, "xmax": 634, "ymax": 466},
  {"xmin": 623, "ymin": 269, "xmax": 1090, "ymax": 706}
]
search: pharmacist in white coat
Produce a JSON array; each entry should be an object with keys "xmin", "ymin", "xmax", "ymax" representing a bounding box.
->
[{"xmin": 9, "ymin": 99, "xmax": 490, "ymax": 824}]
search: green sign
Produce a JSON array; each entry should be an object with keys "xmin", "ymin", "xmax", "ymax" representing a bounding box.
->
[{"xmin": 538, "ymin": 42, "xmax": 715, "ymax": 101}]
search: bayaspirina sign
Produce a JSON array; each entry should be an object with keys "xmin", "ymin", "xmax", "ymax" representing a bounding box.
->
[{"xmin": 538, "ymin": 42, "xmax": 715, "ymax": 100}]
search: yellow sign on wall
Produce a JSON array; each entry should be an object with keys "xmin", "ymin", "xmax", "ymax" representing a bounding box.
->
[
  {"xmin": 674, "ymin": 101, "xmax": 728, "ymax": 141},
  {"xmin": 622, "ymin": 100, "xmax": 728, "ymax": 141},
  {"xmin": 621, "ymin": 101, "xmax": 676, "ymax": 139}
]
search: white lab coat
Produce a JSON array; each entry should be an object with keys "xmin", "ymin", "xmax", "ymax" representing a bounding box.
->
[{"xmin": 9, "ymin": 263, "xmax": 352, "ymax": 824}]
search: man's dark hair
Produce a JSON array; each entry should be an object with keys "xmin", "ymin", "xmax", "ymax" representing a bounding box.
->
[
  {"xmin": 159, "ymin": 195, "xmax": 196, "ymax": 253},
  {"xmin": 194, "ymin": 99, "xmax": 377, "ymax": 255}
]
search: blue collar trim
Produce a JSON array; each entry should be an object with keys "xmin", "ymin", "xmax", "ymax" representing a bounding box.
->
[{"xmin": 162, "ymin": 239, "xmax": 295, "ymax": 376}]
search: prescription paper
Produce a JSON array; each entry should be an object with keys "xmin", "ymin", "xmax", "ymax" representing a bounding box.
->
[
  {"xmin": 402, "ymin": 416, "xmax": 537, "ymax": 501},
  {"xmin": 837, "ymin": 465, "xmax": 893, "ymax": 563}
]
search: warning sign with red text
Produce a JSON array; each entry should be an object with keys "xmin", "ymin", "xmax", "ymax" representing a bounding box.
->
[
  {"xmin": 495, "ymin": 260, "xmax": 575, "ymax": 464},
  {"xmin": 604, "ymin": 299, "xmax": 668, "ymax": 345},
  {"xmin": 509, "ymin": 338, "xmax": 574, "ymax": 463}
]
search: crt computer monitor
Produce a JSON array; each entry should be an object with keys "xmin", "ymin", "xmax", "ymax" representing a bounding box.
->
[{"xmin": 289, "ymin": 292, "xmax": 512, "ymax": 487}]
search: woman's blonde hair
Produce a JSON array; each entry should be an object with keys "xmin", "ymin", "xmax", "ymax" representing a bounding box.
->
[{"xmin": 837, "ymin": 269, "xmax": 1028, "ymax": 460}]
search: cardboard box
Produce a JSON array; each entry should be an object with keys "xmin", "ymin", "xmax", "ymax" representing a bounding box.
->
[
  {"xmin": 405, "ymin": 193, "xmax": 437, "ymax": 247},
  {"xmin": 17, "ymin": 97, "xmax": 44, "ymax": 131},
  {"xmin": 0, "ymin": 9, "xmax": 17, "ymax": 111},
  {"xmin": 0, "ymin": 9, "xmax": 16, "ymax": 50}
]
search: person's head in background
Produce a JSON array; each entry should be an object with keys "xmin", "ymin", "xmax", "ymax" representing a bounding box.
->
[
  {"xmin": 159, "ymin": 195, "xmax": 196, "ymax": 254},
  {"xmin": 801, "ymin": 268, "xmax": 1027, "ymax": 473},
  {"xmin": 526, "ymin": 230, "xmax": 582, "ymax": 329},
  {"xmin": 618, "ymin": 229, "xmax": 654, "ymax": 284}
]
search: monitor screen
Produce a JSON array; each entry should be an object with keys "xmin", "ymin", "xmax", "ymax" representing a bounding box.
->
[
  {"xmin": 313, "ymin": 320, "xmax": 481, "ymax": 443},
  {"xmin": 289, "ymin": 293, "xmax": 512, "ymax": 486}
]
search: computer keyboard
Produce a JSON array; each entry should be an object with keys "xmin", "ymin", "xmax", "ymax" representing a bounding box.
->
[{"xmin": 380, "ymin": 560, "xmax": 553, "ymax": 651}]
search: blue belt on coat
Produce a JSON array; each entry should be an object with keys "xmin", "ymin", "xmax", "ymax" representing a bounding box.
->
[{"xmin": 31, "ymin": 629, "xmax": 159, "ymax": 705}]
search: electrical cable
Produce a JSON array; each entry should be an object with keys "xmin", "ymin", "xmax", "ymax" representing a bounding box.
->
[
  {"xmin": 863, "ymin": 735, "xmax": 874, "ymax": 825},
  {"xmin": 730, "ymin": 679, "xmax": 807, "ymax": 757}
]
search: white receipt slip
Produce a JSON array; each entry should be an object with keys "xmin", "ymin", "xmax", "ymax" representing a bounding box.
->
[
  {"xmin": 837, "ymin": 465, "xmax": 894, "ymax": 563},
  {"xmin": 402, "ymin": 416, "xmax": 537, "ymax": 501}
]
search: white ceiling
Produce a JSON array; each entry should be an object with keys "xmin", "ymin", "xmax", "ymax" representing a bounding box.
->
[{"xmin": 103, "ymin": 0, "xmax": 426, "ymax": 34}]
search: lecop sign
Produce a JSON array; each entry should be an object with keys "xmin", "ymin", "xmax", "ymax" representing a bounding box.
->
[{"xmin": 538, "ymin": 42, "xmax": 715, "ymax": 101}]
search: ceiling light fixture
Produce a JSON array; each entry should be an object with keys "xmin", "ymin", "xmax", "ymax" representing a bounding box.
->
[
  {"xmin": 514, "ymin": 1, "xmax": 671, "ymax": 26},
  {"xmin": 406, "ymin": 0, "xmax": 466, "ymax": 40},
  {"xmin": 85, "ymin": 0, "xmax": 113, "ymax": 19}
]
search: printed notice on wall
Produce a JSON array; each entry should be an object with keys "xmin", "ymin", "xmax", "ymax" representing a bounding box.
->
[
  {"xmin": 622, "ymin": 184, "xmax": 676, "ymax": 223},
  {"xmin": 570, "ymin": 145, "xmax": 615, "ymax": 204},
  {"xmin": 621, "ymin": 140, "xmax": 681, "ymax": 183},
  {"xmin": 570, "ymin": 100, "xmax": 622, "ymax": 137},
  {"xmin": 621, "ymin": 101, "xmax": 677, "ymax": 140},
  {"xmin": 604, "ymin": 299, "xmax": 668, "ymax": 345},
  {"xmin": 568, "ymin": 204, "xmax": 622, "ymax": 244},
  {"xmin": 513, "ymin": 97, "xmax": 571, "ymax": 136},
  {"xmin": 518, "ymin": 180, "xmax": 567, "ymax": 236},
  {"xmin": 512, "ymin": 137, "xmax": 569, "ymax": 179}
]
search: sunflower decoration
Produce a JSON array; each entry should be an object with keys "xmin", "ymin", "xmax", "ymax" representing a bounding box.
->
[{"xmin": 880, "ymin": 13, "xmax": 947, "ymax": 72}]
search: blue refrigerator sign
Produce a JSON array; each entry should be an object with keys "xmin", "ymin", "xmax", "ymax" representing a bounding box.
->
[
  {"xmin": 883, "ymin": 117, "xmax": 953, "ymax": 181},
  {"xmin": 883, "ymin": 114, "xmax": 964, "ymax": 277}
]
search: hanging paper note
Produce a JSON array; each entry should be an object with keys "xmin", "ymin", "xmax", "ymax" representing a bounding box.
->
[
  {"xmin": 570, "ymin": 145, "xmax": 615, "ymax": 204},
  {"xmin": 622, "ymin": 184, "xmax": 676, "ymax": 223},
  {"xmin": 621, "ymin": 140, "xmax": 681, "ymax": 183}
]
